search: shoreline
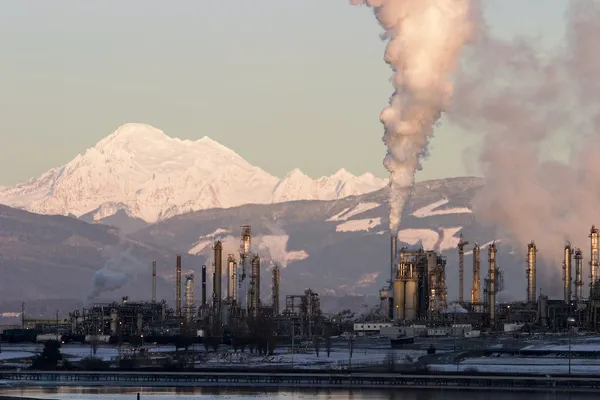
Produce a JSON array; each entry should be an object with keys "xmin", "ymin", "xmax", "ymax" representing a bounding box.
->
[{"xmin": 0, "ymin": 370, "xmax": 599, "ymax": 393}]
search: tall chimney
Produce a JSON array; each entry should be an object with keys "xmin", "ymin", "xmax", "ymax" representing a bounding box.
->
[
  {"xmin": 201, "ymin": 265, "xmax": 207, "ymax": 305},
  {"xmin": 526, "ymin": 242, "xmax": 537, "ymax": 303},
  {"xmin": 575, "ymin": 248, "xmax": 583, "ymax": 302},
  {"xmin": 390, "ymin": 235, "xmax": 398, "ymax": 284},
  {"xmin": 176, "ymin": 254, "xmax": 182, "ymax": 317},
  {"xmin": 488, "ymin": 243, "xmax": 497, "ymax": 329},
  {"xmin": 152, "ymin": 260, "xmax": 157, "ymax": 303},
  {"xmin": 564, "ymin": 243, "xmax": 572, "ymax": 303},
  {"xmin": 590, "ymin": 225, "xmax": 599, "ymax": 296},
  {"xmin": 457, "ymin": 234, "xmax": 469, "ymax": 303},
  {"xmin": 213, "ymin": 241, "xmax": 223, "ymax": 312},
  {"xmin": 471, "ymin": 244, "xmax": 481, "ymax": 303}
]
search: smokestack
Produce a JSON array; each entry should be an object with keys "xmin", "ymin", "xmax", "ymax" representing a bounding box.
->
[
  {"xmin": 152, "ymin": 260, "xmax": 156, "ymax": 303},
  {"xmin": 457, "ymin": 234, "xmax": 469, "ymax": 303},
  {"xmin": 201, "ymin": 265, "xmax": 207, "ymax": 306},
  {"xmin": 590, "ymin": 225, "xmax": 599, "ymax": 296},
  {"xmin": 272, "ymin": 264, "xmax": 280, "ymax": 316},
  {"xmin": 390, "ymin": 235, "xmax": 398, "ymax": 284},
  {"xmin": 176, "ymin": 254, "xmax": 182, "ymax": 317},
  {"xmin": 564, "ymin": 243, "xmax": 572, "ymax": 303},
  {"xmin": 471, "ymin": 244, "xmax": 481, "ymax": 303},
  {"xmin": 488, "ymin": 243, "xmax": 497, "ymax": 329},
  {"xmin": 213, "ymin": 241, "xmax": 223, "ymax": 312},
  {"xmin": 250, "ymin": 254, "xmax": 261, "ymax": 317},
  {"xmin": 575, "ymin": 248, "xmax": 583, "ymax": 302},
  {"xmin": 526, "ymin": 242, "xmax": 537, "ymax": 304},
  {"xmin": 350, "ymin": 0, "xmax": 476, "ymax": 233}
]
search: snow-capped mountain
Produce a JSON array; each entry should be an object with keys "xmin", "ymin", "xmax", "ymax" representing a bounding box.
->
[{"xmin": 0, "ymin": 123, "xmax": 387, "ymax": 223}]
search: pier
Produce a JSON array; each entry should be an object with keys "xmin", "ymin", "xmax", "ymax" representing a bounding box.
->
[{"xmin": 1, "ymin": 371, "xmax": 600, "ymax": 392}]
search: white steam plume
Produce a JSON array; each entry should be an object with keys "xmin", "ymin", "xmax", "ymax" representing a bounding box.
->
[
  {"xmin": 88, "ymin": 242, "xmax": 146, "ymax": 301},
  {"xmin": 351, "ymin": 0, "xmax": 476, "ymax": 233},
  {"xmin": 449, "ymin": 1, "xmax": 600, "ymax": 297}
]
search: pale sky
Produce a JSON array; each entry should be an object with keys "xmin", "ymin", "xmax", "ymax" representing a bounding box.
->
[{"xmin": 0, "ymin": 0, "xmax": 567, "ymax": 185}]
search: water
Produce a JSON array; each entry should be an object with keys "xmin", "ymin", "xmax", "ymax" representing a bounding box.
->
[{"xmin": 0, "ymin": 387, "xmax": 592, "ymax": 400}]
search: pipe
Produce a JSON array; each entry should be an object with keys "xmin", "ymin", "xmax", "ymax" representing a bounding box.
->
[
  {"xmin": 176, "ymin": 254, "xmax": 182, "ymax": 317},
  {"xmin": 526, "ymin": 242, "xmax": 537, "ymax": 303},
  {"xmin": 590, "ymin": 225, "xmax": 599, "ymax": 296},
  {"xmin": 152, "ymin": 260, "xmax": 157, "ymax": 303},
  {"xmin": 213, "ymin": 241, "xmax": 223, "ymax": 312},
  {"xmin": 564, "ymin": 243, "xmax": 572, "ymax": 303},
  {"xmin": 488, "ymin": 243, "xmax": 497, "ymax": 329},
  {"xmin": 457, "ymin": 234, "xmax": 469, "ymax": 303},
  {"xmin": 272, "ymin": 264, "xmax": 280, "ymax": 316},
  {"xmin": 250, "ymin": 254, "xmax": 261, "ymax": 317},
  {"xmin": 227, "ymin": 254, "xmax": 237, "ymax": 303},
  {"xmin": 201, "ymin": 265, "xmax": 207, "ymax": 306},
  {"xmin": 471, "ymin": 244, "xmax": 481, "ymax": 303},
  {"xmin": 575, "ymin": 248, "xmax": 583, "ymax": 302}
]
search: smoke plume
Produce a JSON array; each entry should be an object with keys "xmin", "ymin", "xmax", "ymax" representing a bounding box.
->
[
  {"xmin": 88, "ymin": 242, "xmax": 146, "ymax": 301},
  {"xmin": 351, "ymin": 0, "xmax": 477, "ymax": 233},
  {"xmin": 449, "ymin": 0, "xmax": 600, "ymax": 296}
]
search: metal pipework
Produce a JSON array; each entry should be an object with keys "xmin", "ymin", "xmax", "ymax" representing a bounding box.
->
[
  {"xmin": 227, "ymin": 254, "xmax": 237, "ymax": 302},
  {"xmin": 488, "ymin": 243, "xmax": 497, "ymax": 329},
  {"xmin": 457, "ymin": 234, "xmax": 469, "ymax": 303},
  {"xmin": 176, "ymin": 254, "xmax": 182, "ymax": 317},
  {"xmin": 152, "ymin": 260, "xmax": 157, "ymax": 303},
  {"xmin": 185, "ymin": 273, "xmax": 195, "ymax": 322},
  {"xmin": 213, "ymin": 241, "xmax": 223, "ymax": 312},
  {"xmin": 471, "ymin": 244, "xmax": 481, "ymax": 303},
  {"xmin": 201, "ymin": 265, "xmax": 207, "ymax": 305},
  {"xmin": 575, "ymin": 248, "xmax": 583, "ymax": 302},
  {"xmin": 564, "ymin": 242, "xmax": 572, "ymax": 303},
  {"xmin": 272, "ymin": 264, "xmax": 280, "ymax": 316},
  {"xmin": 250, "ymin": 254, "xmax": 261, "ymax": 317},
  {"xmin": 590, "ymin": 225, "xmax": 599, "ymax": 295},
  {"xmin": 526, "ymin": 241, "xmax": 537, "ymax": 303}
]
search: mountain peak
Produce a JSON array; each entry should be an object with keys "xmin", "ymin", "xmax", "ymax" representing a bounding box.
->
[
  {"xmin": 330, "ymin": 168, "xmax": 355, "ymax": 179},
  {"xmin": 95, "ymin": 123, "xmax": 169, "ymax": 150}
]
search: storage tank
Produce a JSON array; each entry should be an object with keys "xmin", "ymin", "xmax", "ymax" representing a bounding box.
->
[
  {"xmin": 393, "ymin": 280, "xmax": 405, "ymax": 321},
  {"xmin": 405, "ymin": 278, "xmax": 418, "ymax": 321}
]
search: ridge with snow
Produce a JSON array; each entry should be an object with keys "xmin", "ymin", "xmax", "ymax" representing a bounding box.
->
[{"xmin": 0, "ymin": 123, "xmax": 387, "ymax": 223}]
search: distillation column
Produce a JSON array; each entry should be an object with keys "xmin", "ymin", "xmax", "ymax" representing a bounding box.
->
[
  {"xmin": 488, "ymin": 243, "xmax": 497, "ymax": 328},
  {"xmin": 176, "ymin": 254, "xmax": 182, "ymax": 317},
  {"xmin": 201, "ymin": 265, "xmax": 207, "ymax": 306},
  {"xmin": 185, "ymin": 273, "xmax": 195, "ymax": 323},
  {"xmin": 249, "ymin": 255, "xmax": 261, "ymax": 317},
  {"xmin": 227, "ymin": 254, "xmax": 237, "ymax": 303},
  {"xmin": 213, "ymin": 241, "xmax": 223, "ymax": 314},
  {"xmin": 575, "ymin": 248, "xmax": 583, "ymax": 302},
  {"xmin": 458, "ymin": 234, "xmax": 469, "ymax": 304},
  {"xmin": 152, "ymin": 260, "xmax": 157, "ymax": 303},
  {"xmin": 564, "ymin": 243, "xmax": 572, "ymax": 303},
  {"xmin": 590, "ymin": 226, "xmax": 599, "ymax": 296},
  {"xmin": 471, "ymin": 244, "xmax": 481, "ymax": 303},
  {"xmin": 272, "ymin": 264, "xmax": 280, "ymax": 316},
  {"xmin": 526, "ymin": 242, "xmax": 537, "ymax": 303}
]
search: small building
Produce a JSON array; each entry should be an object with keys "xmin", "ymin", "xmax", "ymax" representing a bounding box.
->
[{"xmin": 353, "ymin": 323, "xmax": 393, "ymax": 334}]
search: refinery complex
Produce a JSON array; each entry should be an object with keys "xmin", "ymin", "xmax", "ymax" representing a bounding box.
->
[
  {"xmin": 380, "ymin": 226, "xmax": 600, "ymax": 332},
  {"xmin": 7, "ymin": 225, "xmax": 600, "ymax": 346}
]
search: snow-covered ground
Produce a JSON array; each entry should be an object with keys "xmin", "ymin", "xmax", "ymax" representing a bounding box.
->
[
  {"xmin": 327, "ymin": 202, "xmax": 380, "ymax": 222},
  {"xmin": 336, "ymin": 218, "xmax": 381, "ymax": 233},
  {"xmin": 411, "ymin": 198, "xmax": 472, "ymax": 218}
]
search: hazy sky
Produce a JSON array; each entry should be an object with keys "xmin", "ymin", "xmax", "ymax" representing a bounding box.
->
[{"xmin": 0, "ymin": 0, "xmax": 567, "ymax": 185}]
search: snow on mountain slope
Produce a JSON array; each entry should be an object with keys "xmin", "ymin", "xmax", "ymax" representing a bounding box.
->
[
  {"xmin": 0, "ymin": 123, "xmax": 387, "ymax": 223},
  {"xmin": 411, "ymin": 198, "xmax": 472, "ymax": 218}
]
